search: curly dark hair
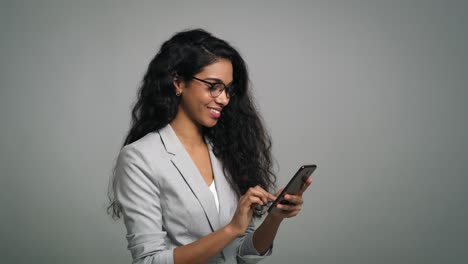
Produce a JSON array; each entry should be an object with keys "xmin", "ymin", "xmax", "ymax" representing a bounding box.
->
[{"xmin": 108, "ymin": 28, "xmax": 276, "ymax": 219}]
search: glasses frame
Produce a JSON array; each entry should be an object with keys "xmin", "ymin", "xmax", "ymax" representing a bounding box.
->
[{"xmin": 191, "ymin": 76, "xmax": 235, "ymax": 98}]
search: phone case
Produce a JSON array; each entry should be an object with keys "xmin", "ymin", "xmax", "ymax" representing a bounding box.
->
[{"xmin": 268, "ymin": 164, "xmax": 317, "ymax": 214}]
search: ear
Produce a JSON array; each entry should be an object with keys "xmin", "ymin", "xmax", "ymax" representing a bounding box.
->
[{"xmin": 172, "ymin": 75, "xmax": 184, "ymax": 94}]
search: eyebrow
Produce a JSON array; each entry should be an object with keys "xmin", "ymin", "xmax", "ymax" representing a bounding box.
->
[{"xmin": 203, "ymin": 78, "xmax": 234, "ymax": 86}]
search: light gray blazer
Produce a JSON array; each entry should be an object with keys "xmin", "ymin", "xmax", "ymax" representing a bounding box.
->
[{"xmin": 114, "ymin": 125, "xmax": 271, "ymax": 264}]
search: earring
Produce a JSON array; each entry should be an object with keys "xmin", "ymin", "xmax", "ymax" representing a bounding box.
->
[{"xmin": 175, "ymin": 90, "xmax": 181, "ymax": 96}]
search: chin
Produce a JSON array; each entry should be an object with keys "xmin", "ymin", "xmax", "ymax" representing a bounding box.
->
[
  {"xmin": 201, "ymin": 118, "xmax": 219, "ymax": 128},
  {"xmin": 204, "ymin": 121, "xmax": 218, "ymax": 128}
]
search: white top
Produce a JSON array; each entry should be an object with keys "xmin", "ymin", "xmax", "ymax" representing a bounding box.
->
[{"xmin": 209, "ymin": 180, "xmax": 220, "ymax": 213}]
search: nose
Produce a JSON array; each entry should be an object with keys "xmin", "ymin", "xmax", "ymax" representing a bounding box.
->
[{"xmin": 215, "ymin": 89, "xmax": 230, "ymax": 106}]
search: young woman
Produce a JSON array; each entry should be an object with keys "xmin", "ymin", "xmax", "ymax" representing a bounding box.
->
[{"xmin": 108, "ymin": 29, "xmax": 312, "ymax": 264}]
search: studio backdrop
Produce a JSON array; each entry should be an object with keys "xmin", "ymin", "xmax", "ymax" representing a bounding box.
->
[{"xmin": 1, "ymin": 1, "xmax": 467, "ymax": 263}]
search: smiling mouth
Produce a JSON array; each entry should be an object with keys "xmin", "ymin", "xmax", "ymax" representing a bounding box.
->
[
  {"xmin": 207, "ymin": 107, "xmax": 222, "ymax": 118},
  {"xmin": 209, "ymin": 108, "xmax": 220, "ymax": 114}
]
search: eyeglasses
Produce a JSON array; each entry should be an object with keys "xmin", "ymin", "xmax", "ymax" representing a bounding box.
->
[{"xmin": 191, "ymin": 76, "xmax": 235, "ymax": 98}]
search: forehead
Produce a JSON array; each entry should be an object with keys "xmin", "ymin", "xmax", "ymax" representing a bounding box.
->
[{"xmin": 196, "ymin": 59, "xmax": 233, "ymax": 83}]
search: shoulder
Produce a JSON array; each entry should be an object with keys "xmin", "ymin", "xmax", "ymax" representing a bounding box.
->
[
  {"xmin": 116, "ymin": 130, "xmax": 168, "ymax": 173},
  {"xmin": 123, "ymin": 131, "xmax": 163, "ymax": 154}
]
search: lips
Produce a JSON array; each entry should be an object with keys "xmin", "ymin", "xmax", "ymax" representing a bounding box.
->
[{"xmin": 207, "ymin": 107, "xmax": 222, "ymax": 118}]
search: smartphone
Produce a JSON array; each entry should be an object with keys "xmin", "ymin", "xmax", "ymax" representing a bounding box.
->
[{"xmin": 268, "ymin": 164, "xmax": 317, "ymax": 214}]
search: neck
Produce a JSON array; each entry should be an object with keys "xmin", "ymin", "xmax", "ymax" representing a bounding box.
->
[{"xmin": 170, "ymin": 111, "xmax": 205, "ymax": 149}]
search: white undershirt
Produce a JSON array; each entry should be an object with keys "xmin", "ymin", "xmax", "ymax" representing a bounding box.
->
[{"xmin": 209, "ymin": 180, "xmax": 220, "ymax": 213}]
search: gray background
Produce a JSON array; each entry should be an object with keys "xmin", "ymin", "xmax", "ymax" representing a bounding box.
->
[{"xmin": 1, "ymin": 0, "xmax": 467, "ymax": 263}]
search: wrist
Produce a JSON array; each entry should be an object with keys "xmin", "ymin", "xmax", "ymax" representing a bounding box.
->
[
  {"xmin": 266, "ymin": 213, "xmax": 284, "ymax": 225},
  {"xmin": 224, "ymin": 223, "xmax": 243, "ymax": 238}
]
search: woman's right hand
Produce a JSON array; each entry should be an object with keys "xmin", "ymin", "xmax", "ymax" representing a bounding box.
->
[{"xmin": 227, "ymin": 185, "xmax": 276, "ymax": 236}]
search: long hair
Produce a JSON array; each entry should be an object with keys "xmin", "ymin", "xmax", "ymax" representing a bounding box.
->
[{"xmin": 108, "ymin": 28, "xmax": 275, "ymax": 219}]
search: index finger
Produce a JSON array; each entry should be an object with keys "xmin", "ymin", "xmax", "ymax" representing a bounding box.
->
[
  {"xmin": 298, "ymin": 177, "xmax": 313, "ymax": 196},
  {"xmin": 254, "ymin": 185, "xmax": 277, "ymax": 201}
]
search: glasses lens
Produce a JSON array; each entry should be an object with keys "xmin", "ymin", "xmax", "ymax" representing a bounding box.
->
[
  {"xmin": 227, "ymin": 86, "xmax": 235, "ymax": 97},
  {"xmin": 191, "ymin": 76, "xmax": 234, "ymax": 98},
  {"xmin": 210, "ymin": 83, "xmax": 225, "ymax": 97}
]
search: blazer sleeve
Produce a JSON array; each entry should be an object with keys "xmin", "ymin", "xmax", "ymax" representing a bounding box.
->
[
  {"xmin": 114, "ymin": 145, "xmax": 174, "ymax": 264},
  {"xmin": 236, "ymin": 219, "xmax": 273, "ymax": 263}
]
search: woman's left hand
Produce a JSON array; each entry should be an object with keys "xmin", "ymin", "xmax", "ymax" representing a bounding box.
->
[{"xmin": 269, "ymin": 177, "xmax": 313, "ymax": 219}]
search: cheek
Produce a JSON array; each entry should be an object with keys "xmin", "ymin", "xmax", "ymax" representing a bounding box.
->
[
  {"xmin": 182, "ymin": 93, "xmax": 211, "ymax": 113},
  {"xmin": 197, "ymin": 94, "xmax": 214, "ymax": 107}
]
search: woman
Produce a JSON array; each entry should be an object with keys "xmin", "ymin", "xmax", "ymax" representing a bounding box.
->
[{"xmin": 108, "ymin": 28, "xmax": 312, "ymax": 264}]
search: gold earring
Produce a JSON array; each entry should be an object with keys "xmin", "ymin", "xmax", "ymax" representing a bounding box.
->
[{"xmin": 176, "ymin": 90, "xmax": 181, "ymax": 96}]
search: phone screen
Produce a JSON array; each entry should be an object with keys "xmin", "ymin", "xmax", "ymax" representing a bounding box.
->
[{"xmin": 268, "ymin": 164, "xmax": 316, "ymax": 213}]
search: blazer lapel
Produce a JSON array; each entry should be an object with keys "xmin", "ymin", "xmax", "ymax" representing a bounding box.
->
[
  {"xmin": 158, "ymin": 125, "xmax": 221, "ymax": 231},
  {"xmin": 208, "ymin": 143, "xmax": 238, "ymax": 226}
]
